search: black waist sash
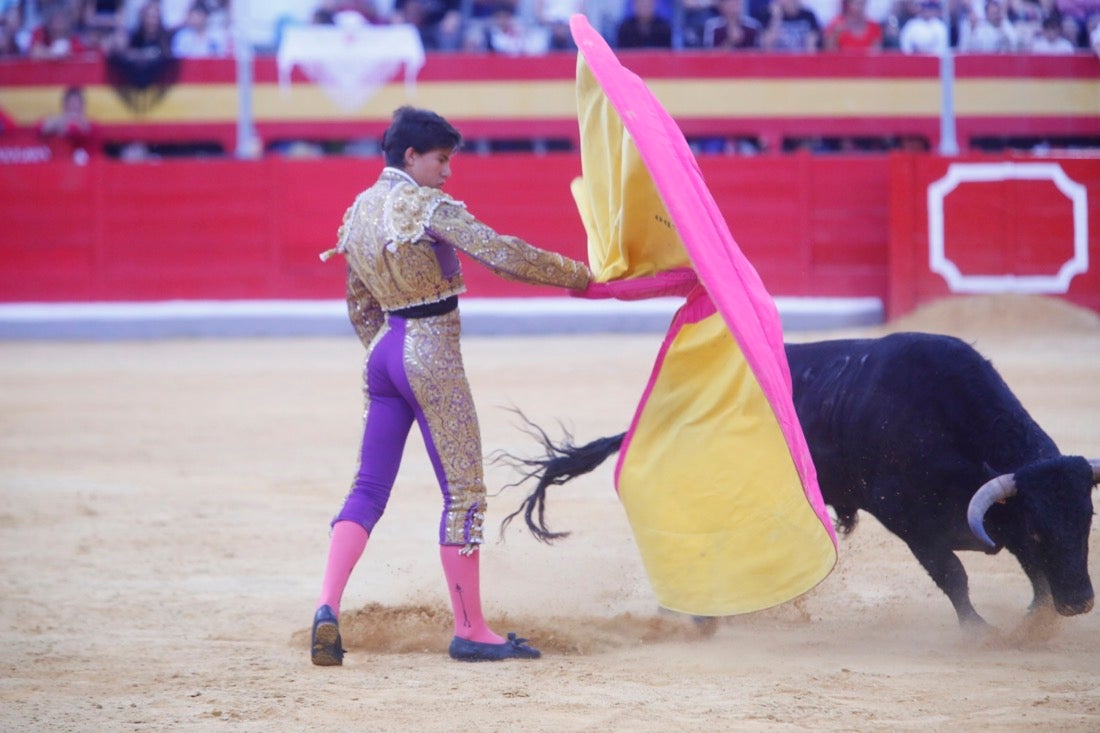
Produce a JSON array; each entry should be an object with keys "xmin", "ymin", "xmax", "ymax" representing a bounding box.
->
[{"xmin": 388, "ymin": 296, "xmax": 458, "ymax": 319}]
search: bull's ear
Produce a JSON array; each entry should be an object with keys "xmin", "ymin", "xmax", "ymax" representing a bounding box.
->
[{"xmin": 1088, "ymin": 458, "xmax": 1099, "ymax": 485}]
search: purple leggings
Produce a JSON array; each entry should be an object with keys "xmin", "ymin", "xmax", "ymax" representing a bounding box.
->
[{"xmin": 332, "ymin": 310, "xmax": 487, "ymax": 546}]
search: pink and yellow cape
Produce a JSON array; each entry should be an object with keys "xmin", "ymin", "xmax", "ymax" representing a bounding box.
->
[{"xmin": 569, "ymin": 15, "xmax": 837, "ymax": 616}]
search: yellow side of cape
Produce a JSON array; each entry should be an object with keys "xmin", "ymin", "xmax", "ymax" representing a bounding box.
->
[
  {"xmin": 618, "ymin": 311, "xmax": 836, "ymax": 615},
  {"xmin": 570, "ymin": 56, "xmax": 691, "ymax": 282}
]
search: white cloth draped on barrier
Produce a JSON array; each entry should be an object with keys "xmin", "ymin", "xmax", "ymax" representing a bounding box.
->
[{"xmin": 276, "ymin": 19, "xmax": 425, "ymax": 112}]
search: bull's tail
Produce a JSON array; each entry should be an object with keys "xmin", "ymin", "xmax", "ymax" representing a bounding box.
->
[{"xmin": 496, "ymin": 413, "xmax": 624, "ymax": 543}]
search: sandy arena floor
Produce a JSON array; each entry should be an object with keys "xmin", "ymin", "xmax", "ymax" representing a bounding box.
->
[{"xmin": 1, "ymin": 294, "xmax": 1098, "ymax": 732}]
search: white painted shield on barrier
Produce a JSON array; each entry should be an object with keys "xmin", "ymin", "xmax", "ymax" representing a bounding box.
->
[{"xmin": 926, "ymin": 162, "xmax": 1089, "ymax": 294}]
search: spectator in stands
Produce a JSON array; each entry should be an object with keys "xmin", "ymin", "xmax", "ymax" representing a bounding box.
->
[
  {"xmin": 29, "ymin": 2, "xmax": 93, "ymax": 58},
  {"xmin": 171, "ymin": 1, "xmax": 228, "ymax": 56},
  {"xmin": 1057, "ymin": 12, "xmax": 1082, "ymax": 46},
  {"xmin": 1090, "ymin": 10, "xmax": 1100, "ymax": 55},
  {"xmin": 120, "ymin": 0, "xmax": 221, "ymax": 32},
  {"xmin": 110, "ymin": 0, "xmax": 171, "ymax": 59},
  {"xmin": 483, "ymin": 5, "xmax": 550, "ymax": 54},
  {"xmin": 460, "ymin": 0, "xmax": 518, "ymax": 49},
  {"xmin": 37, "ymin": 85, "xmax": 99, "ymax": 162},
  {"xmin": 880, "ymin": 0, "xmax": 916, "ymax": 49},
  {"xmin": 197, "ymin": 0, "xmax": 230, "ymax": 35},
  {"xmin": 1055, "ymin": 0, "xmax": 1093, "ymax": 44},
  {"xmin": 124, "ymin": 0, "xmax": 173, "ymax": 57},
  {"xmin": 0, "ymin": 13, "xmax": 20, "ymax": 55},
  {"xmin": 759, "ymin": 0, "xmax": 822, "ymax": 51},
  {"xmin": 394, "ymin": 0, "xmax": 463, "ymax": 50},
  {"xmin": 898, "ymin": 0, "xmax": 948, "ymax": 52},
  {"xmin": 823, "ymin": 0, "xmax": 883, "ymax": 49},
  {"xmin": 1027, "ymin": 13, "xmax": 1076, "ymax": 49},
  {"xmin": 469, "ymin": 0, "xmax": 518, "ymax": 23},
  {"xmin": 703, "ymin": 0, "xmax": 762, "ymax": 48},
  {"xmin": 682, "ymin": 0, "xmax": 719, "ymax": 47},
  {"xmin": 79, "ymin": 0, "xmax": 124, "ymax": 52},
  {"xmin": 959, "ymin": 0, "xmax": 1019, "ymax": 50},
  {"xmin": 0, "ymin": 18, "xmax": 18, "ymax": 55},
  {"xmin": 1, "ymin": 4, "xmax": 30, "ymax": 55},
  {"xmin": 615, "ymin": 0, "xmax": 672, "ymax": 47},
  {"xmin": 1008, "ymin": 0, "xmax": 1043, "ymax": 45}
]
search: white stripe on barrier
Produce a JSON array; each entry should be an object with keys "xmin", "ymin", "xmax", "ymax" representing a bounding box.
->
[{"xmin": 0, "ymin": 297, "xmax": 884, "ymax": 339}]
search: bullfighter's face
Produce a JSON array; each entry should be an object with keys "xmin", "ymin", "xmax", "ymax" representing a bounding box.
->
[{"xmin": 404, "ymin": 146, "xmax": 453, "ymax": 189}]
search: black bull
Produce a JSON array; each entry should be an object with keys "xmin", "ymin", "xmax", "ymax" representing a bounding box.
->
[{"xmin": 503, "ymin": 332, "xmax": 1100, "ymax": 626}]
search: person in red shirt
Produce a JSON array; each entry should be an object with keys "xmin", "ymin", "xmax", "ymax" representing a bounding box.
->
[
  {"xmin": 28, "ymin": 4, "xmax": 92, "ymax": 59},
  {"xmin": 37, "ymin": 86, "xmax": 100, "ymax": 163},
  {"xmin": 823, "ymin": 0, "xmax": 884, "ymax": 51},
  {"xmin": 704, "ymin": 0, "xmax": 763, "ymax": 48}
]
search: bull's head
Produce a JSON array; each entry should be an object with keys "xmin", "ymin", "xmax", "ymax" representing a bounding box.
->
[{"xmin": 967, "ymin": 456, "xmax": 1099, "ymax": 616}]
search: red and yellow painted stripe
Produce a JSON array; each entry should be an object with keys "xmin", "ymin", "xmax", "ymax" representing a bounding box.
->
[{"xmin": 1, "ymin": 53, "xmax": 1095, "ymax": 142}]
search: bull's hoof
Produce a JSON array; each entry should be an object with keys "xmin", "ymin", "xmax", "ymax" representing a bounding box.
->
[{"xmin": 1054, "ymin": 596, "xmax": 1094, "ymax": 616}]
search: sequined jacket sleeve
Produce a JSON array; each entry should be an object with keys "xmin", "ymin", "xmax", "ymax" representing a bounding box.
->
[
  {"xmin": 324, "ymin": 171, "xmax": 591, "ymax": 319},
  {"xmin": 426, "ymin": 201, "xmax": 591, "ymax": 291},
  {"xmin": 345, "ymin": 265, "xmax": 384, "ymax": 349}
]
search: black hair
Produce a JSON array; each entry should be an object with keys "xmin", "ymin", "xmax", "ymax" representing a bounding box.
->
[{"xmin": 381, "ymin": 106, "xmax": 462, "ymax": 169}]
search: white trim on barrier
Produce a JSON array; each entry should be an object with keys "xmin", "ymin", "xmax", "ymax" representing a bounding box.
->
[
  {"xmin": 926, "ymin": 162, "xmax": 1089, "ymax": 294},
  {"xmin": 0, "ymin": 297, "xmax": 885, "ymax": 339}
]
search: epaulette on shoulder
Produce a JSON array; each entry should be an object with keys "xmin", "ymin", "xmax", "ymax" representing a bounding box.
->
[{"xmin": 384, "ymin": 184, "xmax": 466, "ymax": 246}]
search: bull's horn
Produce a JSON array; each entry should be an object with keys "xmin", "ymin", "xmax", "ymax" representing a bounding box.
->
[
  {"xmin": 967, "ymin": 474, "xmax": 1017, "ymax": 548},
  {"xmin": 1090, "ymin": 458, "xmax": 1100, "ymax": 482}
]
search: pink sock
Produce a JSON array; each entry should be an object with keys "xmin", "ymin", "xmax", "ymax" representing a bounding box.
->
[
  {"xmin": 316, "ymin": 521, "xmax": 370, "ymax": 616},
  {"xmin": 439, "ymin": 545, "xmax": 504, "ymax": 644}
]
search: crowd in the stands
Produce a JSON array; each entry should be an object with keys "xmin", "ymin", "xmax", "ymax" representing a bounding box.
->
[{"xmin": 1, "ymin": 0, "xmax": 1097, "ymax": 58}]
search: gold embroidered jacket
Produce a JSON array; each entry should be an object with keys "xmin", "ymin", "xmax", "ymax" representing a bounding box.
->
[{"xmin": 330, "ymin": 168, "xmax": 591, "ymax": 348}]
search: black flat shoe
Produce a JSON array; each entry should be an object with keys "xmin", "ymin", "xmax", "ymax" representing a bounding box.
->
[
  {"xmin": 311, "ymin": 605, "xmax": 345, "ymax": 666},
  {"xmin": 449, "ymin": 632, "xmax": 541, "ymax": 662}
]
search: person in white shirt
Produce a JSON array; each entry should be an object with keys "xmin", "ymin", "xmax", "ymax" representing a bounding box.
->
[
  {"xmin": 899, "ymin": 0, "xmax": 949, "ymax": 52},
  {"xmin": 959, "ymin": 0, "xmax": 1019, "ymax": 51},
  {"xmin": 171, "ymin": 3, "xmax": 228, "ymax": 57},
  {"xmin": 1027, "ymin": 14, "xmax": 1076, "ymax": 52}
]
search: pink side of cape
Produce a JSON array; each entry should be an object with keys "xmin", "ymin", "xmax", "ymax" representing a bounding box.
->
[{"xmin": 570, "ymin": 15, "xmax": 835, "ymax": 542}]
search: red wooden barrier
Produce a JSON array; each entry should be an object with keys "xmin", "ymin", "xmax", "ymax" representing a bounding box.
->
[
  {"xmin": 0, "ymin": 152, "xmax": 889, "ymax": 303},
  {"xmin": 3, "ymin": 152, "xmax": 1097, "ymax": 320}
]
